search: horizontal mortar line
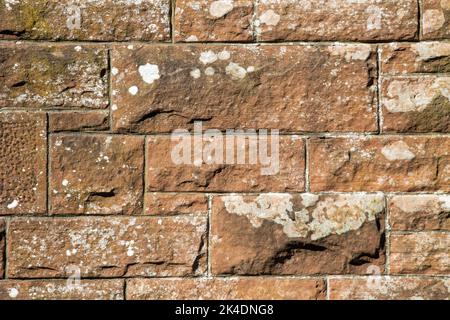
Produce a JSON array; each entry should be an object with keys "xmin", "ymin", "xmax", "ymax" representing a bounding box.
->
[
  {"xmin": 0, "ymin": 108, "xmax": 109, "ymax": 113},
  {"xmin": 46, "ymin": 131, "xmax": 450, "ymax": 137},
  {"xmin": 2, "ymin": 274, "xmax": 449, "ymax": 282},
  {"xmin": 390, "ymin": 230, "xmax": 450, "ymax": 235},
  {"xmin": 1, "ymin": 39, "xmax": 449, "ymax": 47},
  {"xmin": 381, "ymin": 74, "xmax": 450, "ymax": 78}
]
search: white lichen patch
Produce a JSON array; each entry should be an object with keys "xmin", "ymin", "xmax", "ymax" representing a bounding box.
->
[
  {"xmin": 209, "ymin": 0, "xmax": 234, "ymax": 18},
  {"xmin": 190, "ymin": 68, "xmax": 201, "ymax": 79},
  {"xmin": 225, "ymin": 62, "xmax": 247, "ymax": 79},
  {"xmin": 128, "ymin": 86, "xmax": 139, "ymax": 95},
  {"xmin": 414, "ymin": 42, "xmax": 450, "ymax": 61},
  {"xmin": 381, "ymin": 141, "xmax": 415, "ymax": 161},
  {"xmin": 7, "ymin": 199, "xmax": 19, "ymax": 209},
  {"xmin": 423, "ymin": 9, "xmax": 446, "ymax": 34},
  {"xmin": 8, "ymin": 288, "xmax": 19, "ymax": 298},
  {"xmin": 221, "ymin": 193, "xmax": 384, "ymax": 240},
  {"xmin": 138, "ymin": 64, "xmax": 160, "ymax": 84},
  {"xmin": 199, "ymin": 51, "xmax": 218, "ymax": 65},
  {"xmin": 259, "ymin": 9, "xmax": 281, "ymax": 26},
  {"xmin": 392, "ymin": 195, "xmax": 450, "ymax": 213},
  {"xmin": 328, "ymin": 44, "xmax": 372, "ymax": 62}
]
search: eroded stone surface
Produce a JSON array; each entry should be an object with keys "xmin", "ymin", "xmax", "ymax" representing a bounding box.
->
[
  {"xmin": 0, "ymin": 112, "xmax": 46, "ymax": 214},
  {"xmin": 175, "ymin": 0, "xmax": 254, "ymax": 42},
  {"xmin": 145, "ymin": 193, "xmax": 208, "ymax": 215},
  {"xmin": 381, "ymin": 76, "xmax": 450, "ymax": 133},
  {"xmin": 389, "ymin": 195, "xmax": 450, "ymax": 231},
  {"xmin": 0, "ymin": 280, "xmax": 124, "ymax": 300},
  {"xmin": 0, "ymin": 0, "xmax": 170, "ymax": 41},
  {"xmin": 50, "ymin": 135, "xmax": 144, "ymax": 215},
  {"xmin": 381, "ymin": 42, "xmax": 450, "ymax": 74},
  {"xmin": 390, "ymin": 233, "xmax": 450, "ymax": 275},
  {"xmin": 423, "ymin": 0, "xmax": 450, "ymax": 39},
  {"xmin": 8, "ymin": 216, "xmax": 207, "ymax": 278},
  {"xmin": 255, "ymin": 0, "xmax": 418, "ymax": 41},
  {"xmin": 146, "ymin": 136, "xmax": 305, "ymax": 192},
  {"xmin": 112, "ymin": 44, "xmax": 377, "ymax": 133},
  {"xmin": 211, "ymin": 194, "xmax": 386, "ymax": 275},
  {"xmin": 0, "ymin": 44, "xmax": 108, "ymax": 109},
  {"xmin": 309, "ymin": 137, "xmax": 450, "ymax": 192},
  {"xmin": 0, "ymin": 219, "xmax": 4, "ymax": 277},
  {"xmin": 49, "ymin": 111, "xmax": 109, "ymax": 132},
  {"xmin": 127, "ymin": 278, "xmax": 326, "ymax": 300},
  {"xmin": 329, "ymin": 277, "xmax": 450, "ymax": 300}
]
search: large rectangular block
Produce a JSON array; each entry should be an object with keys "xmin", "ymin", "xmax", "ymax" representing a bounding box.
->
[
  {"xmin": 0, "ymin": 44, "xmax": 108, "ymax": 109},
  {"xmin": 309, "ymin": 137, "xmax": 450, "ymax": 192},
  {"xmin": 329, "ymin": 277, "xmax": 450, "ymax": 300},
  {"xmin": 174, "ymin": 0, "xmax": 254, "ymax": 42},
  {"xmin": 146, "ymin": 135, "xmax": 305, "ymax": 192},
  {"xmin": 50, "ymin": 134, "xmax": 144, "ymax": 215},
  {"xmin": 8, "ymin": 216, "xmax": 207, "ymax": 278},
  {"xmin": 0, "ymin": 280, "xmax": 124, "ymax": 300},
  {"xmin": 111, "ymin": 44, "xmax": 377, "ymax": 133},
  {"xmin": 127, "ymin": 278, "xmax": 326, "ymax": 300},
  {"xmin": 423, "ymin": 0, "xmax": 450, "ymax": 39},
  {"xmin": 381, "ymin": 76, "xmax": 450, "ymax": 133},
  {"xmin": 0, "ymin": 112, "xmax": 46, "ymax": 214},
  {"xmin": 255, "ymin": 0, "xmax": 418, "ymax": 41},
  {"xmin": 389, "ymin": 195, "xmax": 450, "ymax": 231},
  {"xmin": 0, "ymin": 0, "xmax": 171, "ymax": 41},
  {"xmin": 211, "ymin": 193, "xmax": 386, "ymax": 275},
  {"xmin": 390, "ymin": 233, "xmax": 450, "ymax": 275}
]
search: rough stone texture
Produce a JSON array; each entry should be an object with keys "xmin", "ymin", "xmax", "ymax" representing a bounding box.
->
[
  {"xmin": 0, "ymin": 0, "xmax": 170, "ymax": 41},
  {"xmin": 329, "ymin": 277, "xmax": 450, "ymax": 300},
  {"xmin": 0, "ymin": 112, "xmax": 46, "ymax": 214},
  {"xmin": 145, "ymin": 193, "xmax": 208, "ymax": 215},
  {"xmin": 255, "ymin": 0, "xmax": 418, "ymax": 41},
  {"xmin": 211, "ymin": 194, "xmax": 386, "ymax": 275},
  {"xmin": 175, "ymin": 0, "xmax": 254, "ymax": 42},
  {"xmin": 0, "ymin": 280, "xmax": 124, "ymax": 300},
  {"xmin": 49, "ymin": 111, "xmax": 109, "ymax": 132},
  {"xmin": 8, "ymin": 216, "xmax": 207, "ymax": 278},
  {"xmin": 389, "ymin": 195, "xmax": 450, "ymax": 231},
  {"xmin": 127, "ymin": 278, "xmax": 326, "ymax": 300},
  {"xmin": 309, "ymin": 137, "xmax": 450, "ymax": 192},
  {"xmin": 111, "ymin": 44, "xmax": 377, "ymax": 133},
  {"xmin": 381, "ymin": 76, "xmax": 450, "ymax": 133},
  {"xmin": 50, "ymin": 135, "xmax": 144, "ymax": 215},
  {"xmin": 390, "ymin": 233, "xmax": 450, "ymax": 275},
  {"xmin": 146, "ymin": 136, "xmax": 305, "ymax": 192},
  {"xmin": 0, "ymin": 219, "xmax": 4, "ymax": 277},
  {"xmin": 381, "ymin": 42, "xmax": 450, "ymax": 74},
  {"xmin": 0, "ymin": 44, "xmax": 108, "ymax": 109},
  {"xmin": 423, "ymin": 0, "xmax": 450, "ymax": 39}
]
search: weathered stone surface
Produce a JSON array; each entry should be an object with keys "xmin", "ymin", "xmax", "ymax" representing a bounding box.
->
[
  {"xmin": 49, "ymin": 111, "xmax": 109, "ymax": 132},
  {"xmin": 8, "ymin": 216, "xmax": 207, "ymax": 278},
  {"xmin": 0, "ymin": 112, "xmax": 46, "ymax": 214},
  {"xmin": 50, "ymin": 135, "xmax": 144, "ymax": 215},
  {"xmin": 423, "ymin": 0, "xmax": 450, "ymax": 39},
  {"xmin": 146, "ymin": 136, "xmax": 305, "ymax": 192},
  {"xmin": 389, "ymin": 195, "xmax": 450, "ymax": 231},
  {"xmin": 211, "ymin": 193, "xmax": 386, "ymax": 275},
  {"xmin": 0, "ymin": 280, "xmax": 124, "ymax": 300},
  {"xmin": 329, "ymin": 277, "xmax": 450, "ymax": 300},
  {"xmin": 0, "ymin": 0, "xmax": 170, "ymax": 41},
  {"xmin": 255, "ymin": 0, "xmax": 418, "ymax": 41},
  {"xmin": 390, "ymin": 233, "xmax": 450, "ymax": 275},
  {"xmin": 0, "ymin": 44, "xmax": 108, "ymax": 109},
  {"xmin": 175, "ymin": 0, "xmax": 254, "ymax": 42},
  {"xmin": 381, "ymin": 42, "xmax": 450, "ymax": 74},
  {"xmin": 381, "ymin": 76, "xmax": 450, "ymax": 133},
  {"xmin": 145, "ymin": 193, "xmax": 208, "ymax": 215},
  {"xmin": 127, "ymin": 277, "xmax": 326, "ymax": 300},
  {"xmin": 0, "ymin": 219, "xmax": 4, "ymax": 277},
  {"xmin": 111, "ymin": 44, "xmax": 377, "ymax": 133},
  {"xmin": 309, "ymin": 137, "xmax": 450, "ymax": 192}
]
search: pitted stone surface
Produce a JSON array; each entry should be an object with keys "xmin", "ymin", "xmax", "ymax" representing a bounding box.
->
[{"xmin": 0, "ymin": 112, "xmax": 46, "ymax": 214}]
